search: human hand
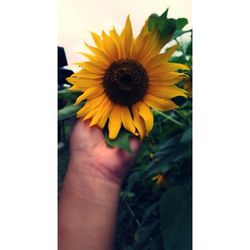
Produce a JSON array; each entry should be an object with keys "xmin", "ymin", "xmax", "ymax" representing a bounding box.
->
[
  {"xmin": 59, "ymin": 120, "xmax": 140, "ymax": 250},
  {"xmin": 68, "ymin": 120, "xmax": 141, "ymax": 185}
]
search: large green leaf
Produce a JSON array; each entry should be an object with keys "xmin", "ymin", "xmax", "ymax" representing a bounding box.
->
[
  {"xmin": 58, "ymin": 103, "xmax": 83, "ymax": 121},
  {"xmin": 58, "ymin": 88, "xmax": 81, "ymax": 100},
  {"xmin": 160, "ymin": 186, "xmax": 192, "ymax": 250}
]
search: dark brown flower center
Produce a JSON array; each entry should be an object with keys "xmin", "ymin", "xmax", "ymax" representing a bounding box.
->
[{"xmin": 103, "ymin": 59, "xmax": 149, "ymax": 106}]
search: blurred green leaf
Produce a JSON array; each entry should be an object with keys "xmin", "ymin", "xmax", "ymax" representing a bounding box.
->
[
  {"xmin": 120, "ymin": 190, "xmax": 135, "ymax": 199},
  {"xmin": 58, "ymin": 103, "xmax": 83, "ymax": 121},
  {"xmin": 105, "ymin": 130, "xmax": 132, "ymax": 153},
  {"xmin": 181, "ymin": 127, "xmax": 192, "ymax": 144},
  {"xmin": 142, "ymin": 202, "xmax": 159, "ymax": 221},
  {"xmin": 58, "ymin": 88, "xmax": 81, "ymax": 100},
  {"xmin": 134, "ymin": 221, "xmax": 159, "ymax": 245},
  {"xmin": 160, "ymin": 186, "xmax": 192, "ymax": 250},
  {"xmin": 146, "ymin": 163, "xmax": 171, "ymax": 177}
]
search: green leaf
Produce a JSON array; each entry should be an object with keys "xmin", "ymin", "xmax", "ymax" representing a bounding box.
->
[
  {"xmin": 176, "ymin": 18, "xmax": 188, "ymax": 30},
  {"xmin": 142, "ymin": 202, "xmax": 158, "ymax": 221},
  {"xmin": 160, "ymin": 8, "xmax": 169, "ymax": 19},
  {"xmin": 148, "ymin": 9, "xmax": 176, "ymax": 40},
  {"xmin": 160, "ymin": 186, "xmax": 192, "ymax": 250},
  {"xmin": 134, "ymin": 221, "xmax": 159, "ymax": 245},
  {"xmin": 180, "ymin": 127, "xmax": 192, "ymax": 144},
  {"xmin": 104, "ymin": 130, "xmax": 132, "ymax": 153},
  {"xmin": 146, "ymin": 162, "xmax": 171, "ymax": 177},
  {"xmin": 58, "ymin": 103, "xmax": 83, "ymax": 121},
  {"xmin": 148, "ymin": 14, "xmax": 159, "ymax": 32},
  {"xmin": 58, "ymin": 88, "xmax": 81, "ymax": 100},
  {"xmin": 159, "ymin": 18, "xmax": 176, "ymax": 37}
]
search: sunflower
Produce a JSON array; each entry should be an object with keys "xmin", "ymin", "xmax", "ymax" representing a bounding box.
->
[{"xmin": 67, "ymin": 16, "xmax": 189, "ymax": 139}]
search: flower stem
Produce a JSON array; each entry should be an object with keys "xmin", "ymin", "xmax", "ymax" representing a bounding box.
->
[{"xmin": 153, "ymin": 109, "xmax": 185, "ymax": 127}]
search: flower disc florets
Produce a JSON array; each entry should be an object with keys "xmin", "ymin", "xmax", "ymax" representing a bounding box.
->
[{"xmin": 103, "ymin": 59, "xmax": 149, "ymax": 106}]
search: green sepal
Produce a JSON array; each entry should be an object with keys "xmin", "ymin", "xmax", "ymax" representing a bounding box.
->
[{"xmin": 104, "ymin": 129, "xmax": 132, "ymax": 154}]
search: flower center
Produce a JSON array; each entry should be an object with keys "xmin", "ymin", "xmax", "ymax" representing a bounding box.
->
[{"xmin": 103, "ymin": 59, "xmax": 149, "ymax": 106}]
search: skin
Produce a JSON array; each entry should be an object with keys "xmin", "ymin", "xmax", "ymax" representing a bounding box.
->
[{"xmin": 58, "ymin": 120, "xmax": 141, "ymax": 250}]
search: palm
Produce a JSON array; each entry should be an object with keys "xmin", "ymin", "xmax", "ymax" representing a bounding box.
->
[{"xmin": 70, "ymin": 120, "xmax": 140, "ymax": 182}]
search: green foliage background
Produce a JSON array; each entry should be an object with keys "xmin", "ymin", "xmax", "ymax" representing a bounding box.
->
[{"xmin": 58, "ymin": 9, "xmax": 192, "ymax": 250}]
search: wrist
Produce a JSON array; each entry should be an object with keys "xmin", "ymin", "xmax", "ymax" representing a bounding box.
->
[
  {"xmin": 64, "ymin": 160, "xmax": 121, "ymax": 202},
  {"xmin": 68, "ymin": 154, "xmax": 126, "ymax": 185},
  {"xmin": 59, "ymin": 159, "xmax": 121, "ymax": 250}
]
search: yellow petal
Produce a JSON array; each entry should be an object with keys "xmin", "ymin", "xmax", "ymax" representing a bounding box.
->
[
  {"xmin": 80, "ymin": 61, "xmax": 106, "ymax": 74},
  {"xmin": 75, "ymin": 86, "xmax": 104, "ymax": 105},
  {"xmin": 77, "ymin": 95, "xmax": 106, "ymax": 118},
  {"xmin": 85, "ymin": 43, "xmax": 111, "ymax": 64},
  {"xmin": 131, "ymin": 33, "xmax": 148, "ymax": 60},
  {"xmin": 68, "ymin": 85, "xmax": 86, "ymax": 92},
  {"xmin": 149, "ymin": 74, "xmax": 188, "ymax": 86},
  {"xmin": 166, "ymin": 62, "xmax": 190, "ymax": 71},
  {"xmin": 78, "ymin": 52, "xmax": 96, "ymax": 62},
  {"xmin": 149, "ymin": 63, "xmax": 189, "ymax": 75},
  {"xmin": 145, "ymin": 53, "xmax": 171, "ymax": 70},
  {"xmin": 102, "ymin": 31, "xmax": 119, "ymax": 62},
  {"xmin": 90, "ymin": 31, "xmax": 103, "ymax": 48},
  {"xmin": 97, "ymin": 100, "xmax": 113, "ymax": 128},
  {"xmin": 149, "ymin": 72, "xmax": 188, "ymax": 82},
  {"xmin": 108, "ymin": 105, "xmax": 122, "ymax": 139},
  {"xmin": 89, "ymin": 97, "xmax": 112, "ymax": 127},
  {"xmin": 74, "ymin": 69, "xmax": 103, "ymax": 80},
  {"xmin": 66, "ymin": 76, "xmax": 102, "ymax": 88},
  {"xmin": 138, "ymin": 29, "xmax": 161, "ymax": 65},
  {"xmin": 83, "ymin": 96, "xmax": 107, "ymax": 121},
  {"xmin": 79, "ymin": 53, "xmax": 110, "ymax": 68},
  {"xmin": 132, "ymin": 33, "xmax": 158, "ymax": 64},
  {"xmin": 148, "ymin": 85, "xmax": 187, "ymax": 99},
  {"xmin": 132, "ymin": 104, "xmax": 146, "ymax": 139},
  {"xmin": 120, "ymin": 16, "xmax": 133, "ymax": 58},
  {"xmin": 165, "ymin": 44, "xmax": 179, "ymax": 58},
  {"xmin": 109, "ymin": 27, "xmax": 124, "ymax": 59},
  {"xmin": 137, "ymin": 102, "xmax": 154, "ymax": 134},
  {"xmin": 131, "ymin": 21, "xmax": 148, "ymax": 60},
  {"xmin": 146, "ymin": 43, "xmax": 180, "ymax": 66},
  {"xmin": 143, "ymin": 94, "xmax": 178, "ymax": 111},
  {"xmin": 120, "ymin": 106, "xmax": 137, "ymax": 135}
]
